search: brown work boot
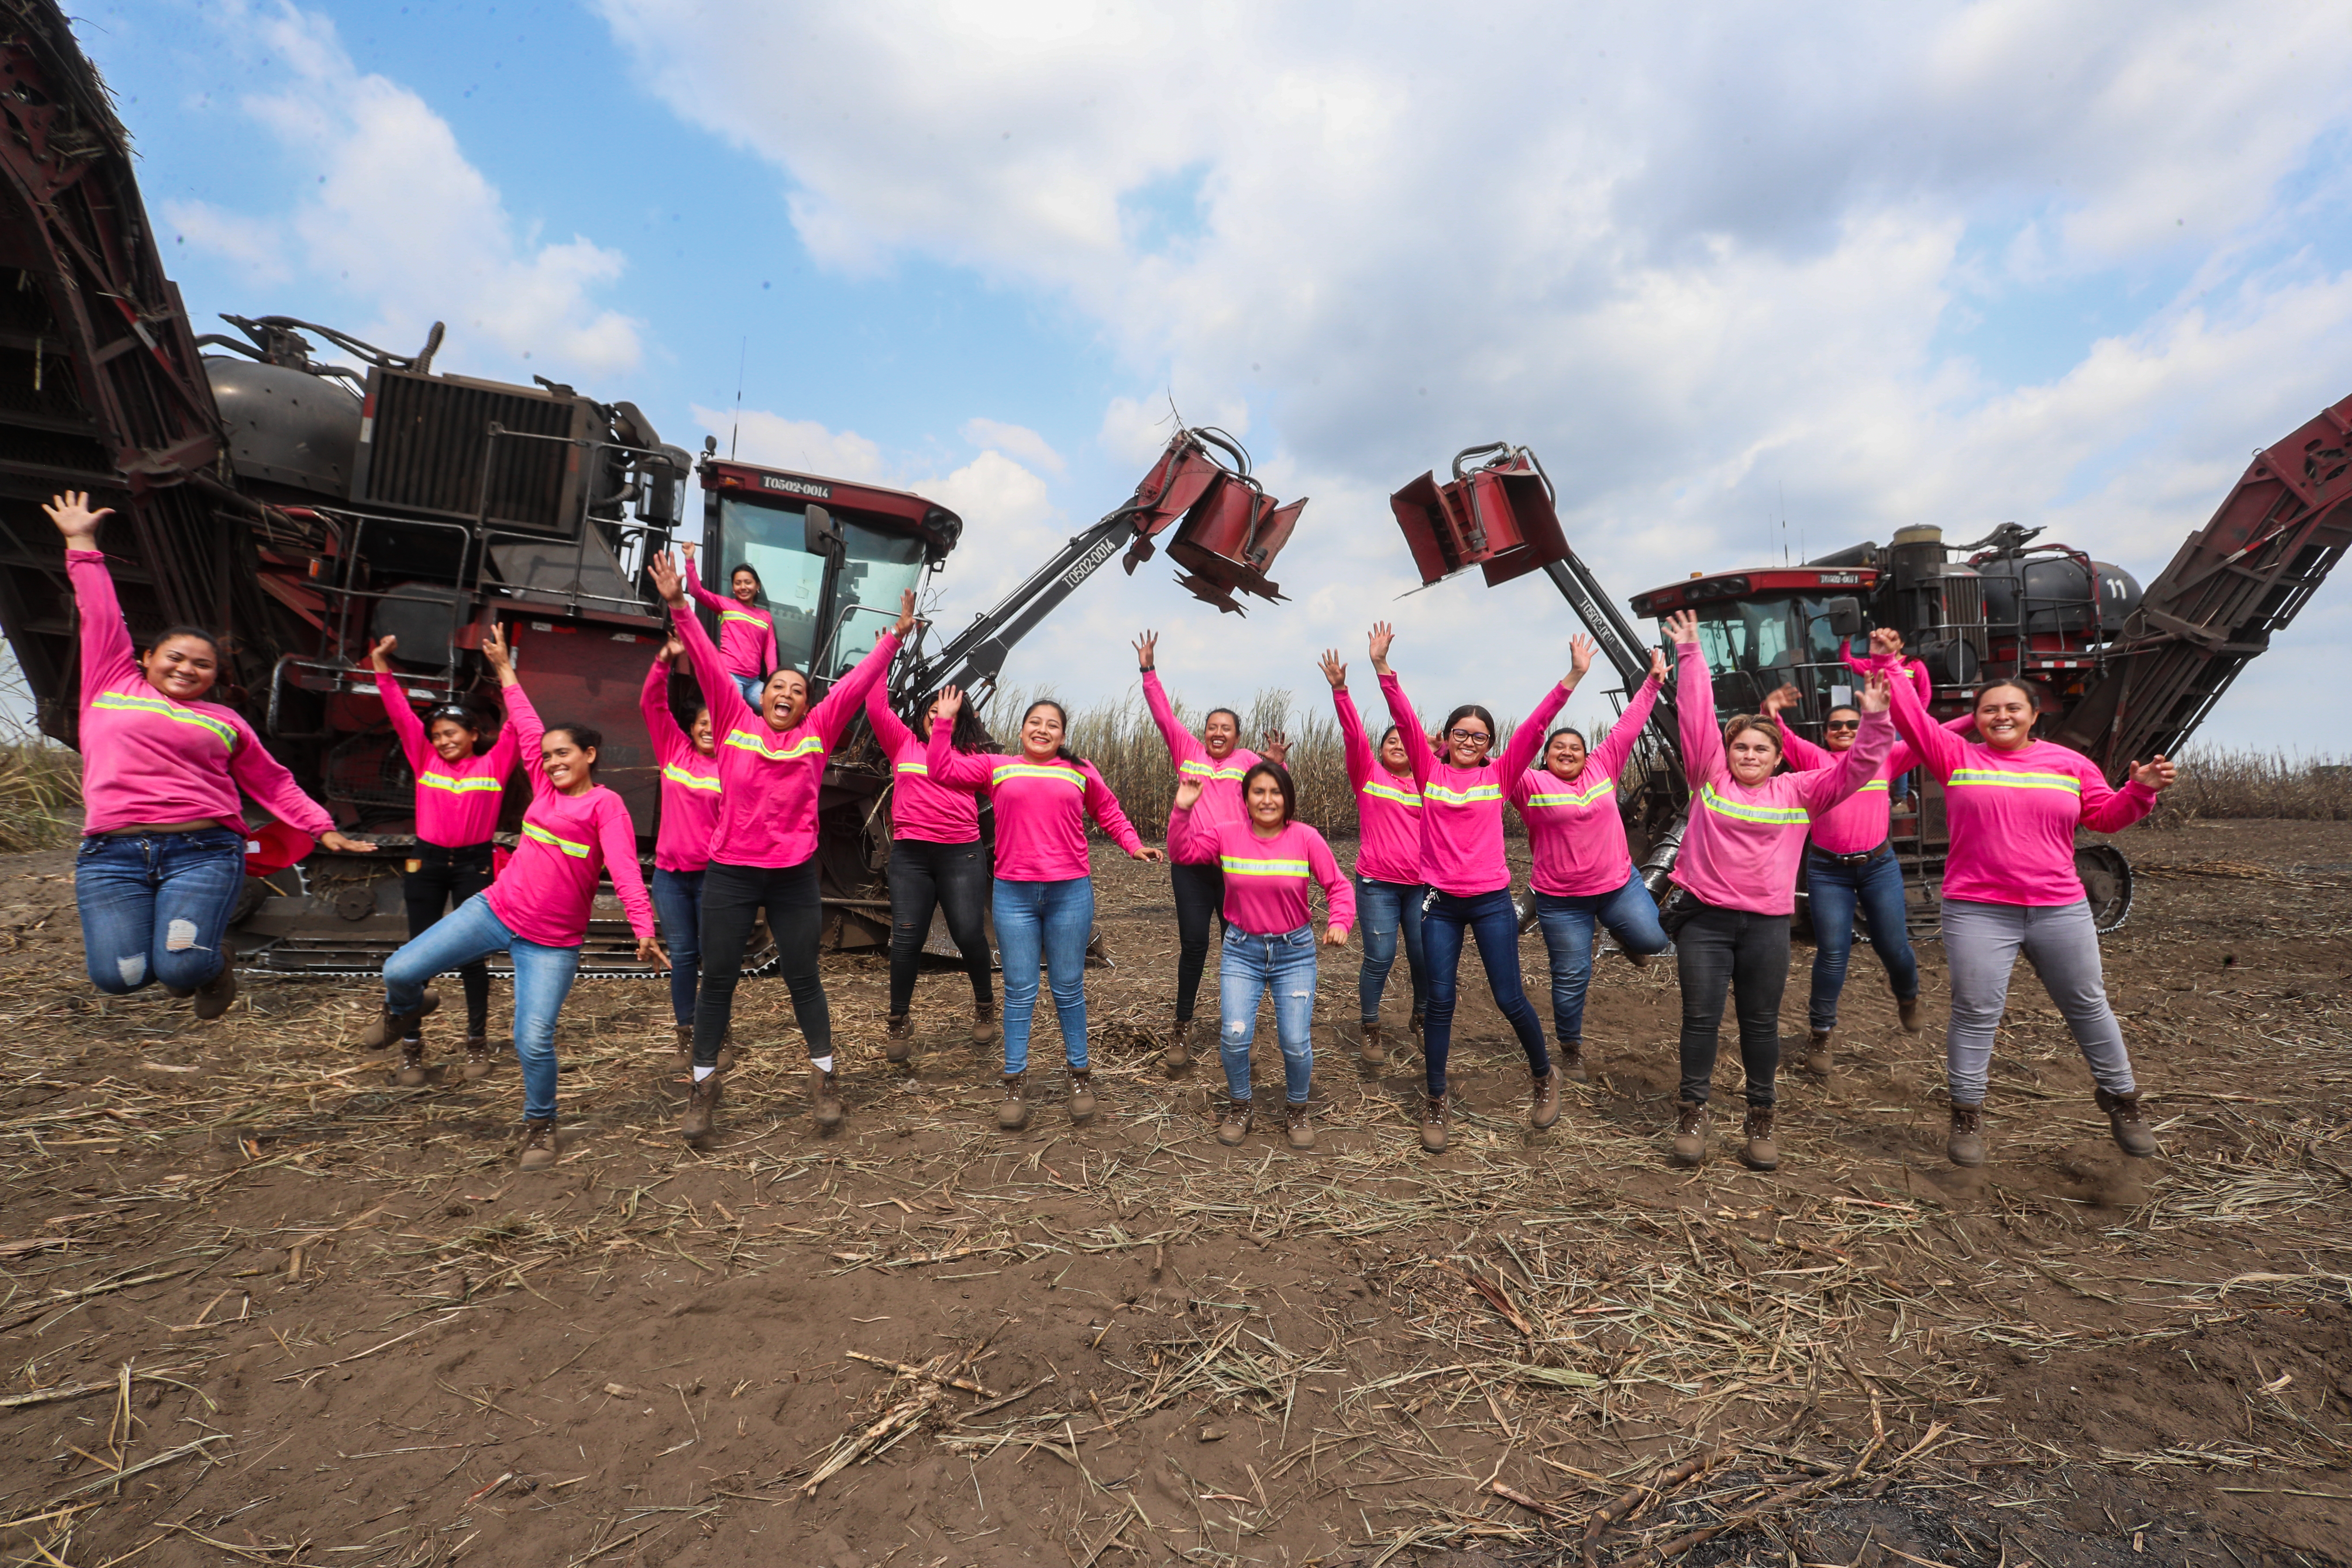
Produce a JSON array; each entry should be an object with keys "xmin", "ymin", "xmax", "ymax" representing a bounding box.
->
[
  {"xmin": 810, "ymin": 1064, "xmax": 843, "ymax": 1130},
  {"xmin": 2096, "ymin": 1086, "xmax": 2158, "ymax": 1158},
  {"xmin": 1947, "ymin": 1102, "xmax": 1986, "ymax": 1167},
  {"xmin": 1285, "ymin": 1102, "xmax": 1316, "ymax": 1150},
  {"xmin": 997, "ymin": 1072, "xmax": 1030, "ymax": 1132},
  {"xmin": 1164, "ymin": 1016, "xmax": 1194, "ymax": 1074},
  {"xmin": 971, "ymin": 1001, "xmax": 1001, "ymax": 1047},
  {"xmin": 1623, "ymin": 945, "xmax": 1653, "ymax": 970},
  {"xmin": 1531, "ymin": 1066, "xmax": 1563, "ymax": 1130},
  {"xmin": 361, "ymin": 991, "xmax": 440, "ymax": 1051},
  {"xmin": 192, "ymin": 944, "xmax": 239, "ymax": 1021},
  {"xmin": 1740, "ymin": 1105, "xmax": 1780, "ymax": 1171},
  {"xmin": 1670, "ymin": 1099, "xmax": 1709, "ymax": 1167},
  {"xmin": 1068, "ymin": 1068, "xmax": 1096, "ymax": 1125},
  {"xmin": 884, "ymin": 1013, "xmax": 914, "ymax": 1063},
  {"xmin": 672, "ymin": 1024, "xmax": 692, "ymax": 1066},
  {"xmin": 1215, "ymin": 1097, "xmax": 1253, "ymax": 1147},
  {"xmin": 1897, "ymin": 993, "xmax": 1925, "ymax": 1033},
  {"xmin": 1409, "ymin": 1005, "xmax": 1426, "ymax": 1040},
  {"xmin": 1418, "ymin": 1092, "xmax": 1449, "ymax": 1153},
  {"xmin": 1359, "ymin": 1019, "xmax": 1388, "ymax": 1067},
  {"xmin": 518, "ymin": 1118, "xmax": 557, "ymax": 1172},
  {"xmin": 394, "ymin": 1038, "xmax": 429, "ymax": 1088},
  {"xmin": 1801, "ymin": 1028, "xmax": 1834, "ymax": 1076},
  {"xmin": 1558, "ymin": 1040, "xmax": 1590, "ymax": 1084},
  {"xmin": 681, "ymin": 1074, "xmax": 722, "ymax": 1146},
  {"xmin": 461, "ymin": 1035, "xmax": 495, "ymax": 1081}
]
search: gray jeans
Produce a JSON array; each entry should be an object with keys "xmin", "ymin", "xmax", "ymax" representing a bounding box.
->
[{"xmin": 1942, "ymin": 898, "xmax": 2136, "ymax": 1104}]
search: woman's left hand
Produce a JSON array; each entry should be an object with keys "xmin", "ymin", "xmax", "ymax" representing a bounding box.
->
[
  {"xmin": 1261, "ymin": 729, "xmax": 1289, "ymax": 767},
  {"xmin": 1663, "ymin": 609, "xmax": 1699, "ymax": 648},
  {"xmin": 479, "ymin": 621, "xmax": 519, "ymax": 684},
  {"xmin": 890, "ymin": 589, "xmax": 917, "ymax": 640},
  {"xmin": 1321, "ymin": 925, "xmax": 1349, "ymax": 947},
  {"xmin": 1133, "ymin": 846, "xmax": 1168, "ymax": 864},
  {"xmin": 2130, "ymin": 754, "xmax": 2177, "ymax": 791},
  {"xmin": 1858, "ymin": 671, "xmax": 1893, "ymax": 713},
  {"xmin": 637, "ymin": 936, "xmax": 672, "ymax": 966},
  {"xmin": 1567, "ymin": 633, "xmax": 1595, "ymax": 684},
  {"xmin": 319, "ymin": 830, "xmax": 378, "ymax": 854}
]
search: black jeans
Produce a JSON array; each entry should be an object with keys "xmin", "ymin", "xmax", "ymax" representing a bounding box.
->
[
  {"xmin": 1170, "ymin": 860, "xmax": 1225, "ymax": 1021},
  {"xmin": 888, "ymin": 837, "xmax": 994, "ymax": 1016},
  {"xmin": 695, "ymin": 857, "xmax": 827, "ymax": 1067},
  {"xmin": 403, "ymin": 842, "xmax": 494, "ymax": 1035},
  {"xmin": 1673, "ymin": 899, "xmax": 1792, "ymax": 1108}
]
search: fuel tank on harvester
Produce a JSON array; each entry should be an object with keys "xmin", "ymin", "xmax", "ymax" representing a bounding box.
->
[{"xmin": 204, "ymin": 357, "xmax": 362, "ymax": 498}]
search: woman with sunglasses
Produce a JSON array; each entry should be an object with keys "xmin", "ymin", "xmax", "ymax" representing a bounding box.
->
[
  {"xmin": 1319, "ymin": 647, "xmax": 1425, "ymax": 1067},
  {"xmin": 366, "ymin": 637, "xmax": 519, "ymax": 1083},
  {"xmin": 1372, "ymin": 620, "xmax": 1578, "ymax": 1152},
  {"xmin": 924, "ymin": 688, "xmax": 1163, "ymax": 1131},
  {"xmin": 865, "ymin": 683, "xmax": 1000, "ymax": 1059},
  {"xmin": 643, "ymin": 638, "xmax": 723, "ymax": 1061},
  {"xmin": 49, "ymin": 491, "xmax": 374, "ymax": 1017},
  {"xmin": 1862, "ymin": 631, "xmax": 2176, "ymax": 1167},
  {"xmin": 678, "ymin": 541, "xmax": 780, "ymax": 706},
  {"xmin": 365, "ymin": 623, "xmax": 662, "ymax": 1170},
  {"xmin": 1510, "ymin": 639, "xmax": 1674, "ymax": 1085},
  {"xmin": 1660, "ymin": 610, "xmax": 1893, "ymax": 1171},
  {"xmin": 649, "ymin": 550, "xmax": 913, "ymax": 1145}
]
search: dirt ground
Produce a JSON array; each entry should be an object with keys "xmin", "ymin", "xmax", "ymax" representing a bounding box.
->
[{"xmin": 0, "ymin": 818, "xmax": 2349, "ymax": 1568}]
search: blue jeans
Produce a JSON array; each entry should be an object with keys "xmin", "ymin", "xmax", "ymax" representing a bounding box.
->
[
  {"xmin": 1421, "ymin": 886, "xmax": 1550, "ymax": 1096},
  {"xmin": 732, "ymin": 673, "xmax": 763, "ymax": 706},
  {"xmin": 1804, "ymin": 845, "xmax": 1920, "ymax": 1031},
  {"xmin": 1354, "ymin": 875, "xmax": 1429, "ymax": 1023},
  {"xmin": 992, "ymin": 877, "xmax": 1093, "ymax": 1074},
  {"xmin": 651, "ymin": 868, "xmax": 705, "ymax": 1026},
  {"xmin": 384, "ymin": 894, "xmax": 580, "ymax": 1121},
  {"xmin": 1219, "ymin": 926, "xmax": 1319, "ymax": 1103},
  {"xmin": 1534, "ymin": 868, "xmax": 1672, "ymax": 1044},
  {"xmin": 75, "ymin": 827, "xmax": 247, "ymax": 994}
]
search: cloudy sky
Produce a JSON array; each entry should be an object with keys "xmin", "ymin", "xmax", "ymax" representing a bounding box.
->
[{"xmin": 74, "ymin": 0, "xmax": 2352, "ymax": 750}]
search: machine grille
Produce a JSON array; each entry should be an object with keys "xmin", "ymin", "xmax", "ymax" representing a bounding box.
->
[{"xmin": 355, "ymin": 369, "xmax": 587, "ymax": 531}]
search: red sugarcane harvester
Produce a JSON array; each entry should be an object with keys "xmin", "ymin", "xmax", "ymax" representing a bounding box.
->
[{"xmin": 1392, "ymin": 401, "xmax": 2352, "ymax": 933}]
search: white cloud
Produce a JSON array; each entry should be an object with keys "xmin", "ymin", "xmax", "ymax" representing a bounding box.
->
[
  {"xmin": 600, "ymin": 0, "xmax": 2352, "ymax": 746},
  {"xmin": 693, "ymin": 404, "xmax": 886, "ymax": 481},
  {"xmin": 960, "ymin": 417, "xmax": 1066, "ymax": 475},
  {"xmin": 177, "ymin": 1, "xmax": 641, "ymax": 379}
]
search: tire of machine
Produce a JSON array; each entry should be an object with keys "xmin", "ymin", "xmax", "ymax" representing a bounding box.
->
[{"xmin": 2075, "ymin": 843, "xmax": 2134, "ymax": 933}]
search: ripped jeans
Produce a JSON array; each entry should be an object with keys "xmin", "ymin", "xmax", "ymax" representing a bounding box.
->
[
  {"xmin": 1217, "ymin": 925, "xmax": 1319, "ymax": 1104},
  {"xmin": 75, "ymin": 827, "xmax": 247, "ymax": 995}
]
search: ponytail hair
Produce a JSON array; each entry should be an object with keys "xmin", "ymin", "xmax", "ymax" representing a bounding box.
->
[{"xmin": 543, "ymin": 722, "xmax": 603, "ymax": 777}]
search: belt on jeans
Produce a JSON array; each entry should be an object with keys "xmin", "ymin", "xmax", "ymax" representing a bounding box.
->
[
  {"xmin": 1814, "ymin": 842, "xmax": 1892, "ymax": 867},
  {"xmin": 414, "ymin": 841, "xmax": 495, "ymax": 867}
]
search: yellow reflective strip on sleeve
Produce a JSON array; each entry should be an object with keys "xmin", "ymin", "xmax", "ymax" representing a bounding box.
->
[
  {"xmin": 1948, "ymin": 768, "xmax": 2082, "ymax": 793},
  {"xmin": 521, "ymin": 820, "xmax": 592, "ymax": 858},
  {"xmin": 91, "ymin": 689, "xmax": 238, "ymax": 749},
  {"xmin": 1698, "ymin": 783, "xmax": 1810, "ymax": 825},
  {"xmin": 662, "ymin": 763, "xmax": 723, "ymax": 793},
  {"xmin": 895, "ymin": 761, "xmax": 930, "ymax": 775},
  {"xmin": 1220, "ymin": 856, "xmax": 1311, "ymax": 878}
]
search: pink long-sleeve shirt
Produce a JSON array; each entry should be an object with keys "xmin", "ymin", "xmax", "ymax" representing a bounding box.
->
[
  {"xmin": 640, "ymin": 659, "xmax": 723, "ymax": 873},
  {"xmin": 1878, "ymin": 660, "xmax": 2155, "ymax": 906},
  {"xmin": 1669, "ymin": 645, "xmax": 1892, "ymax": 916},
  {"xmin": 1332, "ymin": 685, "xmax": 1423, "ymax": 885},
  {"xmin": 1380, "ymin": 669, "xmax": 1570, "ymax": 898},
  {"xmin": 371, "ymin": 667, "xmax": 517, "ymax": 848},
  {"xmin": 1773, "ymin": 708, "xmax": 1978, "ymax": 856},
  {"xmin": 1169, "ymin": 808, "xmax": 1356, "ymax": 936},
  {"xmin": 482, "ymin": 685, "xmax": 656, "ymax": 947},
  {"xmin": 1142, "ymin": 668, "xmax": 1261, "ymax": 867},
  {"xmin": 865, "ymin": 688, "xmax": 983, "ymax": 845},
  {"xmin": 686, "ymin": 573, "xmax": 781, "ymax": 683},
  {"xmin": 926, "ymin": 729, "xmax": 1142, "ymax": 881},
  {"xmin": 1844, "ymin": 641, "xmax": 1931, "ymax": 705},
  {"xmin": 673, "ymin": 598, "xmax": 899, "ymax": 869},
  {"xmin": 67, "ymin": 549, "xmax": 334, "ymax": 840},
  {"xmin": 1510, "ymin": 675, "xmax": 1661, "ymax": 897}
]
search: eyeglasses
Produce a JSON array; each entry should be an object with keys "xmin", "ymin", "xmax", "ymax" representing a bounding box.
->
[
  {"xmin": 1823, "ymin": 720, "xmax": 1860, "ymax": 732},
  {"xmin": 1446, "ymin": 728, "xmax": 1491, "ymax": 743}
]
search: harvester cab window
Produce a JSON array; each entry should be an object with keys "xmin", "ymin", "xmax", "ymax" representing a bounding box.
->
[
  {"xmin": 717, "ymin": 496, "xmax": 827, "ymax": 672},
  {"xmin": 821, "ymin": 521, "xmax": 926, "ymax": 677},
  {"xmin": 1691, "ymin": 602, "xmax": 1799, "ymax": 714}
]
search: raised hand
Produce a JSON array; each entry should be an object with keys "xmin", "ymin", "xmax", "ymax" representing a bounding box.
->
[
  {"xmin": 368, "ymin": 634, "xmax": 398, "ymax": 673},
  {"xmin": 1132, "ymin": 630, "xmax": 1158, "ymax": 671},
  {"xmin": 1663, "ymin": 609, "xmax": 1700, "ymax": 648},
  {"xmin": 648, "ymin": 549, "xmax": 688, "ymax": 608},
  {"xmin": 1261, "ymin": 728, "xmax": 1290, "ymax": 767},
  {"xmin": 679, "ymin": 540, "xmax": 698, "ymax": 560},
  {"xmin": 1317, "ymin": 649, "xmax": 1347, "ymax": 689},
  {"xmin": 657, "ymin": 636, "xmax": 686, "ymax": 664},
  {"xmin": 1567, "ymin": 633, "xmax": 1595, "ymax": 684},
  {"xmin": 890, "ymin": 588, "xmax": 916, "ymax": 639},
  {"xmin": 934, "ymin": 684, "xmax": 966, "ymax": 722},
  {"xmin": 1859, "ymin": 671, "xmax": 1893, "ymax": 713},
  {"xmin": 479, "ymin": 622, "xmax": 518, "ymax": 684},
  {"xmin": 1173, "ymin": 776, "xmax": 1206, "ymax": 811},
  {"xmin": 42, "ymin": 490, "xmax": 111, "ymax": 542},
  {"xmin": 1648, "ymin": 646, "xmax": 1670, "ymax": 683},
  {"xmin": 1368, "ymin": 621, "xmax": 1394, "ymax": 673},
  {"xmin": 2130, "ymin": 754, "xmax": 2177, "ymax": 791},
  {"xmin": 1761, "ymin": 683, "xmax": 1801, "ymax": 717},
  {"xmin": 1868, "ymin": 626, "xmax": 1903, "ymax": 659}
]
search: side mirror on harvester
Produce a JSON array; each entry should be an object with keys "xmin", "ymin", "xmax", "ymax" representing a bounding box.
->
[{"xmin": 1824, "ymin": 596, "xmax": 1864, "ymax": 637}]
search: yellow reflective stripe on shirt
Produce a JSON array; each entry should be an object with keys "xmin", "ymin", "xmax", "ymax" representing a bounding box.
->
[
  {"xmin": 91, "ymin": 689, "xmax": 237, "ymax": 749},
  {"xmin": 419, "ymin": 772, "xmax": 504, "ymax": 795},
  {"xmin": 1698, "ymin": 783, "xmax": 1810, "ymax": 825},
  {"xmin": 719, "ymin": 609, "xmax": 769, "ymax": 625},
  {"xmin": 1858, "ymin": 779, "xmax": 1889, "ymax": 793},
  {"xmin": 662, "ymin": 763, "xmax": 722, "ymax": 793},
  {"xmin": 723, "ymin": 729, "xmax": 825, "ymax": 762},
  {"xmin": 1360, "ymin": 779, "xmax": 1421, "ymax": 808},
  {"xmin": 1177, "ymin": 759, "xmax": 1250, "ymax": 782},
  {"xmin": 1422, "ymin": 781, "xmax": 1503, "ymax": 806},
  {"xmin": 992, "ymin": 762, "xmax": 1086, "ymax": 787},
  {"xmin": 1525, "ymin": 778, "xmax": 1615, "ymax": 808},
  {"xmin": 1948, "ymin": 768, "xmax": 2081, "ymax": 793},
  {"xmin": 895, "ymin": 761, "xmax": 929, "ymax": 775},
  {"xmin": 1221, "ymin": 855, "xmax": 1310, "ymax": 878},
  {"xmin": 521, "ymin": 820, "xmax": 592, "ymax": 858}
]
